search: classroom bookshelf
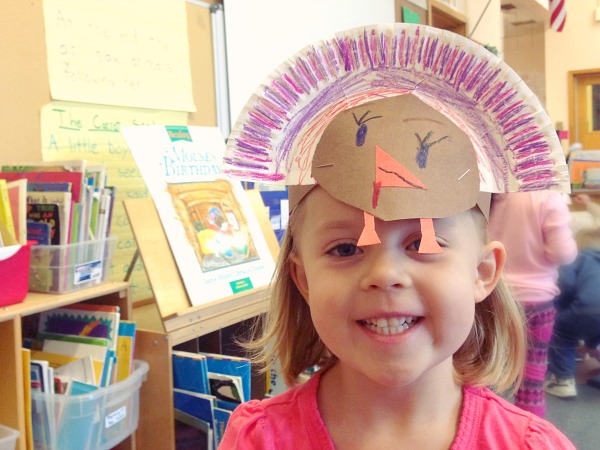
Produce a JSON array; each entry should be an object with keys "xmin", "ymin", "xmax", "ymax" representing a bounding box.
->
[
  {"xmin": 122, "ymin": 189, "xmax": 279, "ymax": 449},
  {"xmin": 0, "ymin": 281, "xmax": 150, "ymax": 450}
]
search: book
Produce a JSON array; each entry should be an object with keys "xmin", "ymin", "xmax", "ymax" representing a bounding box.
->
[
  {"xmin": 175, "ymin": 409, "xmax": 214, "ymax": 450},
  {"xmin": 213, "ymin": 406, "xmax": 232, "ymax": 446},
  {"xmin": 51, "ymin": 353, "xmax": 97, "ymax": 385},
  {"xmin": 115, "ymin": 320, "xmax": 136, "ymax": 382},
  {"xmin": 0, "ymin": 170, "xmax": 86, "ymax": 244},
  {"xmin": 0, "ymin": 171, "xmax": 84, "ymax": 204},
  {"xmin": 22, "ymin": 348, "xmax": 35, "ymax": 450},
  {"xmin": 200, "ymin": 352, "xmax": 251, "ymax": 403},
  {"xmin": 1, "ymin": 159, "xmax": 87, "ymax": 177},
  {"xmin": 172, "ymin": 350, "xmax": 210, "ymax": 395},
  {"xmin": 28, "ymin": 181, "xmax": 72, "ymax": 193},
  {"xmin": 31, "ymin": 346, "xmax": 104, "ymax": 384},
  {"xmin": 95, "ymin": 189, "xmax": 112, "ymax": 240},
  {"xmin": 26, "ymin": 191, "xmax": 72, "ymax": 245},
  {"xmin": 1, "ymin": 159, "xmax": 87, "ymax": 212},
  {"xmin": 37, "ymin": 303, "xmax": 121, "ymax": 352},
  {"xmin": 99, "ymin": 348, "xmax": 116, "ymax": 387},
  {"xmin": 8, "ymin": 179, "xmax": 29, "ymax": 244},
  {"xmin": 27, "ymin": 221, "xmax": 52, "ymax": 245},
  {"xmin": 122, "ymin": 125, "xmax": 276, "ymax": 307},
  {"xmin": 173, "ymin": 389, "xmax": 217, "ymax": 446},
  {"xmin": 30, "ymin": 360, "xmax": 56, "ymax": 448},
  {"xmin": 208, "ymin": 372, "xmax": 244, "ymax": 403},
  {"xmin": 0, "ymin": 179, "xmax": 15, "ymax": 242},
  {"xmin": 30, "ymin": 360, "xmax": 51, "ymax": 393},
  {"xmin": 42, "ymin": 339, "xmax": 108, "ymax": 385}
]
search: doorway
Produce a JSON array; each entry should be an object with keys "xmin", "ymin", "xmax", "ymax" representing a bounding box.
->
[{"xmin": 569, "ymin": 70, "xmax": 600, "ymax": 150}]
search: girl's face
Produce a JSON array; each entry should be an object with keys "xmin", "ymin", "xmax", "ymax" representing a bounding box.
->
[{"xmin": 290, "ymin": 187, "xmax": 503, "ymax": 388}]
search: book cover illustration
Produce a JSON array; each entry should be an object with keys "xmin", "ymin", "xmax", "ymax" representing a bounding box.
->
[
  {"xmin": 27, "ymin": 221, "xmax": 52, "ymax": 245},
  {"xmin": 37, "ymin": 303, "xmax": 120, "ymax": 351},
  {"xmin": 167, "ymin": 180, "xmax": 259, "ymax": 272},
  {"xmin": 26, "ymin": 190, "xmax": 73, "ymax": 245},
  {"xmin": 122, "ymin": 125, "xmax": 276, "ymax": 307}
]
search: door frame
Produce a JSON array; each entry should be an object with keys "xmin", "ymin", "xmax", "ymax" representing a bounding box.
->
[{"xmin": 568, "ymin": 68, "xmax": 600, "ymax": 145}]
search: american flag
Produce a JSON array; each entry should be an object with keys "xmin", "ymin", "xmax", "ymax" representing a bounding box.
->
[{"xmin": 550, "ymin": 0, "xmax": 566, "ymax": 32}]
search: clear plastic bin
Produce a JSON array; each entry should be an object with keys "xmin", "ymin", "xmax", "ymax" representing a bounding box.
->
[
  {"xmin": 28, "ymin": 238, "xmax": 117, "ymax": 294},
  {"xmin": 31, "ymin": 360, "xmax": 149, "ymax": 450},
  {"xmin": 0, "ymin": 424, "xmax": 19, "ymax": 450}
]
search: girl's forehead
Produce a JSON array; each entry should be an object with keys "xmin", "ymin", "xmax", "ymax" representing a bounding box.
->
[{"xmin": 296, "ymin": 186, "xmax": 479, "ymax": 232}]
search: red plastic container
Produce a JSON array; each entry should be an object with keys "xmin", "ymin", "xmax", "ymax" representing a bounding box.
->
[{"xmin": 0, "ymin": 242, "xmax": 31, "ymax": 307}]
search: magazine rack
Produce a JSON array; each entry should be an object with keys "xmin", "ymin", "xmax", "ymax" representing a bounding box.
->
[{"xmin": 123, "ymin": 190, "xmax": 279, "ymax": 449}]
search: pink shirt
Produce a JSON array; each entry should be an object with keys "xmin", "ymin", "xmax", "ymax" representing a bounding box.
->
[
  {"xmin": 488, "ymin": 191, "xmax": 577, "ymax": 303},
  {"xmin": 219, "ymin": 372, "xmax": 574, "ymax": 449}
]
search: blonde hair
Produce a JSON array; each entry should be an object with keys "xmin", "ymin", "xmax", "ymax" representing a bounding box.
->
[{"xmin": 244, "ymin": 202, "xmax": 526, "ymax": 393}]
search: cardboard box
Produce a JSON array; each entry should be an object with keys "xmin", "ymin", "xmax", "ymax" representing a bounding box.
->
[{"xmin": 0, "ymin": 242, "xmax": 31, "ymax": 307}]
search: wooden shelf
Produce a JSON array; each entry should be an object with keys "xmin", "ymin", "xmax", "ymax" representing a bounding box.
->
[
  {"xmin": 0, "ymin": 281, "xmax": 149, "ymax": 450},
  {"xmin": 0, "ymin": 282, "xmax": 130, "ymax": 324}
]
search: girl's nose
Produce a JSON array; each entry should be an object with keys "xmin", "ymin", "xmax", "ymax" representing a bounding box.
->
[{"xmin": 359, "ymin": 247, "xmax": 409, "ymax": 291}]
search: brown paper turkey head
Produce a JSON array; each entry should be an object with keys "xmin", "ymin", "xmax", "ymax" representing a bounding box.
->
[{"xmin": 309, "ymin": 94, "xmax": 480, "ymax": 253}]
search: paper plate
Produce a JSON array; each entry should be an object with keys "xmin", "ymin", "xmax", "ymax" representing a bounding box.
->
[{"xmin": 223, "ymin": 23, "xmax": 569, "ymax": 193}]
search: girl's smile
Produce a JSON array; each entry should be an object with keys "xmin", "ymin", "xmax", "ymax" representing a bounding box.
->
[{"xmin": 290, "ymin": 186, "xmax": 502, "ymax": 389}]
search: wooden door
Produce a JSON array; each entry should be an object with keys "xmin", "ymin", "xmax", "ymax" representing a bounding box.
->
[{"xmin": 570, "ymin": 70, "xmax": 600, "ymax": 150}]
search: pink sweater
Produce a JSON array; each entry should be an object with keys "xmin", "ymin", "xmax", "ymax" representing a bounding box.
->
[
  {"xmin": 219, "ymin": 372, "xmax": 574, "ymax": 449},
  {"xmin": 488, "ymin": 191, "xmax": 578, "ymax": 303}
]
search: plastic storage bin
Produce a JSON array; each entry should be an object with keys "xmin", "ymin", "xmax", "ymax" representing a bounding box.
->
[
  {"xmin": 0, "ymin": 424, "xmax": 19, "ymax": 450},
  {"xmin": 31, "ymin": 359, "xmax": 148, "ymax": 450},
  {"xmin": 28, "ymin": 237, "xmax": 117, "ymax": 294}
]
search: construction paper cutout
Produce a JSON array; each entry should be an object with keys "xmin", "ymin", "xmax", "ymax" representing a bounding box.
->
[
  {"xmin": 357, "ymin": 212, "xmax": 381, "ymax": 247},
  {"xmin": 311, "ymin": 95, "xmax": 480, "ymax": 221},
  {"xmin": 372, "ymin": 181, "xmax": 382, "ymax": 209},
  {"xmin": 418, "ymin": 218, "xmax": 444, "ymax": 254},
  {"xmin": 375, "ymin": 146, "xmax": 427, "ymax": 189}
]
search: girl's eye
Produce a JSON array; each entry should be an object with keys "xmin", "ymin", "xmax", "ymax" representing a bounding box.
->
[
  {"xmin": 406, "ymin": 238, "xmax": 422, "ymax": 252},
  {"xmin": 328, "ymin": 243, "xmax": 362, "ymax": 257}
]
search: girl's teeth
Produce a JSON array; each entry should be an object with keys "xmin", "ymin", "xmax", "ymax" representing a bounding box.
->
[{"xmin": 364, "ymin": 317, "xmax": 416, "ymax": 336}]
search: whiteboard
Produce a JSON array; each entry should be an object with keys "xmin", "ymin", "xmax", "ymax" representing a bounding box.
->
[{"xmin": 224, "ymin": 0, "xmax": 395, "ymax": 125}]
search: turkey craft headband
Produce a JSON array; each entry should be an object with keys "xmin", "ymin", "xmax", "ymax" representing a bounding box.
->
[{"xmin": 222, "ymin": 23, "xmax": 570, "ymax": 253}]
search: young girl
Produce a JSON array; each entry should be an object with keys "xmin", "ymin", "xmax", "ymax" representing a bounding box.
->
[
  {"xmin": 220, "ymin": 24, "xmax": 574, "ymax": 449},
  {"xmin": 488, "ymin": 192, "xmax": 577, "ymax": 417}
]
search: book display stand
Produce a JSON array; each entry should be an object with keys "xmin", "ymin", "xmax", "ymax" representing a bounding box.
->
[{"xmin": 124, "ymin": 189, "xmax": 279, "ymax": 449}]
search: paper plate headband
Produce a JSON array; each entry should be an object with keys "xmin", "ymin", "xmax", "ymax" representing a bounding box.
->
[{"xmin": 222, "ymin": 23, "xmax": 569, "ymax": 250}]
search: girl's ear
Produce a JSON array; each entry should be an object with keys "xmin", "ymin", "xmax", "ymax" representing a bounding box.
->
[
  {"xmin": 474, "ymin": 241, "xmax": 506, "ymax": 303},
  {"xmin": 290, "ymin": 253, "xmax": 310, "ymax": 302}
]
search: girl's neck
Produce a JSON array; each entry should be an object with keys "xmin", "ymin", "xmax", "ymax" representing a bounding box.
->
[{"xmin": 318, "ymin": 360, "xmax": 463, "ymax": 450}]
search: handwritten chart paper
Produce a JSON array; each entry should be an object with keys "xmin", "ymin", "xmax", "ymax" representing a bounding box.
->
[
  {"xmin": 43, "ymin": 0, "xmax": 196, "ymax": 112},
  {"xmin": 41, "ymin": 101, "xmax": 187, "ymax": 301}
]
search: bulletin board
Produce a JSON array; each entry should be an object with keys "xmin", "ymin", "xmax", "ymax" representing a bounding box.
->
[{"xmin": 0, "ymin": 0, "xmax": 220, "ymax": 303}]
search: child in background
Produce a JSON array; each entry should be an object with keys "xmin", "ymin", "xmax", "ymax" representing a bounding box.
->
[
  {"xmin": 220, "ymin": 24, "xmax": 574, "ymax": 449},
  {"xmin": 488, "ymin": 191, "xmax": 578, "ymax": 417},
  {"xmin": 546, "ymin": 194, "xmax": 600, "ymax": 398}
]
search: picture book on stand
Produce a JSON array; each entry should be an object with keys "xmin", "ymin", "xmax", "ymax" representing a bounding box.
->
[{"xmin": 122, "ymin": 125, "xmax": 276, "ymax": 307}]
